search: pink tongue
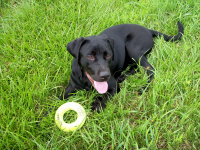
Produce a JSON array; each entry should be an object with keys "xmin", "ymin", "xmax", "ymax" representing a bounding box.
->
[{"xmin": 94, "ymin": 81, "xmax": 108, "ymax": 94}]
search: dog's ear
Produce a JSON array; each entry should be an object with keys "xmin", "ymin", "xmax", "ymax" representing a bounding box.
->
[
  {"xmin": 107, "ymin": 37, "xmax": 114, "ymax": 49},
  {"xmin": 102, "ymin": 34, "xmax": 114, "ymax": 60},
  {"xmin": 67, "ymin": 37, "xmax": 86, "ymax": 63}
]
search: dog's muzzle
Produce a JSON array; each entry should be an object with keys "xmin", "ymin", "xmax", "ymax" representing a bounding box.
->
[{"xmin": 85, "ymin": 72, "xmax": 108, "ymax": 94}]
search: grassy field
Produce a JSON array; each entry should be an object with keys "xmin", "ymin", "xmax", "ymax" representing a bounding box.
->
[{"xmin": 0, "ymin": 0, "xmax": 200, "ymax": 149}]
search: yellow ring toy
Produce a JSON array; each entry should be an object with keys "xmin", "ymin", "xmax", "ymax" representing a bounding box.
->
[{"xmin": 55, "ymin": 102, "xmax": 86, "ymax": 132}]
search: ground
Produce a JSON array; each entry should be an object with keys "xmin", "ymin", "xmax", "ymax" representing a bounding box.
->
[{"xmin": 0, "ymin": 0, "xmax": 200, "ymax": 149}]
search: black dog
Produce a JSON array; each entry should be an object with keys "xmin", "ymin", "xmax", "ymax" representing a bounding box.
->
[{"xmin": 60, "ymin": 22, "xmax": 184, "ymax": 112}]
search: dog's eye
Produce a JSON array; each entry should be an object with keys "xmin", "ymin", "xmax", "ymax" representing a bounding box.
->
[
  {"xmin": 106, "ymin": 54, "xmax": 111, "ymax": 59},
  {"xmin": 87, "ymin": 55, "xmax": 95, "ymax": 60}
]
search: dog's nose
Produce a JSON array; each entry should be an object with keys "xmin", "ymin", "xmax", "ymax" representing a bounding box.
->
[{"xmin": 99, "ymin": 71, "xmax": 110, "ymax": 80}]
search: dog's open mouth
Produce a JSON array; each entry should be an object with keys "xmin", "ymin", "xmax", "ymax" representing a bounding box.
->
[{"xmin": 85, "ymin": 72, "xmax": 108, "ymax": 94}]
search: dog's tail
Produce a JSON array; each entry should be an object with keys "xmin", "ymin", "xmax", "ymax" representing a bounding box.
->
[{"xmin": 150, "ymin": 21, "xmax": 184, "ymax": 42}]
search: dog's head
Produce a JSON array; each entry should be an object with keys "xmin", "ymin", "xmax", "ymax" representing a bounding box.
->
[{"xmin": 67, "ymin": 34, "xmax": 114, "ymax": 94}]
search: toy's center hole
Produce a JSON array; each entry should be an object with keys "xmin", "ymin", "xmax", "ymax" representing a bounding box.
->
[{"xmin": 63, "ymin": 110, "xmax": 78, "ymax": 123}]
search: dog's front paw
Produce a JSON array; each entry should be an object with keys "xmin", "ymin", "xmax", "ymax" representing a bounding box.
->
[
  {"xmin": 117, "ymin": 74, "xmax": 127, "ymax": 83},
  {"xmin": 138, "ymin": 88, "xmax": 144, "ymax": 95},
  {"xmin": 91, "ymin": 97, "xmax": 106, "ymax": 113},
  {"xmin": 138, "ymin": 86, "xmax": 149, "ymax": 95}
]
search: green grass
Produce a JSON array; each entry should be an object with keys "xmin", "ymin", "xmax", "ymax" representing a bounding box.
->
[{"xmin": 0, "ymin": 0, "xmax": 200, "ymax": 149}]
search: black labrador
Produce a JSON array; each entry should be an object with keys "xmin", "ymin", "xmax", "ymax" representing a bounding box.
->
[{"xmin": 60, "ymin": 22, "xmax": 184, "ymax": 112}]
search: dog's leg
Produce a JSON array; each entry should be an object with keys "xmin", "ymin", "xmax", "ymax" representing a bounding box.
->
[
  {"xmin": 91, "ymin": 93, "xmax": 110, "ymax": 113},
  {"xmin": 138, "ymin": 56, "xmax": 155, "ymax": 94},
  {"xmin": 125, "ymin": 40, "xmax": 154, "ymax": 94},
  {"xmin": 41, "ymin": 85, "xmax": 75, "ymax": 119},
  {"xmin": 59, "ymin": 84, "xmax": 75, "ymax": 100},
  {"xmin": 37, "ymin": 82, "xmax": 76, "ymax": 126},
  {"xmin": 39, "ymin": 84, "xmax": 75, "ymax": 122},
  {"xmin": 117, "ymin": 64, "xmax": 138, "ymax": 83}
]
